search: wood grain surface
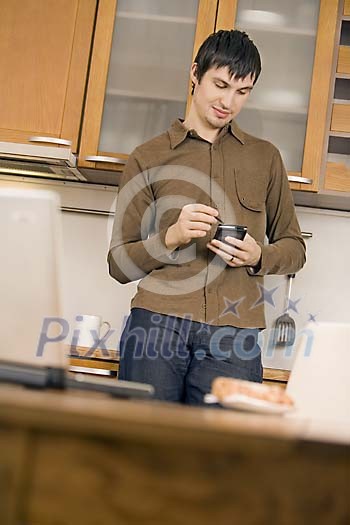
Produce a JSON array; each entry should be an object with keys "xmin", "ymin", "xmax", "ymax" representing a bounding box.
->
[
  {"xmin": 337, "ymin": 46, "xmax": 350, "ymax": 74},
  {"xmin": 79, "ymin": 0, "xmax": 118, "ymax": 168},
  {"xmin": 325, "ymin": 160, "xmax": 350, "ymax": 191},
  {"xmin": 331, "ymin": 103, "xmax": 350, "ymax": 132},
  {"xmin": 60, "ymin": 0, "xmax": 97, "ymax": 152},
  {"xmin": 344, "ymin": 0, "xmax": 350, "ymax": 16},
  {"xmin": 0, "ymin": 0, "xmax": 95, "ymax": 146},
  {"xmin": 301, "ymin": 0, "xmax": 340, "ymax": 191},
  {"xmin": 27, "ymin": 430, "xmax": 350, "ymax": 525},
  {"xmin": 215, "ymin": 0, "xmax": 238, "ymax": 30},
  {"xmin": 185, "ymin": 0, "xmax": 218, "ymax": 119},
  {"xmin": 0, "ymin": 429, "xmax": 29, "ymax": 525},
  {"xmin": 0, "ymin": 385, "xmax": 350, "ymax": 523}
]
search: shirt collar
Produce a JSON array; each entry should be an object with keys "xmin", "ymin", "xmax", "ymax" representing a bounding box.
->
[
  {"xmin": 168, "ymin": 118, "xmax": 245, "ymax": 149},
  {"xmin": 229, "ymin": 120, "xmax": 245, "ymax": 145}
]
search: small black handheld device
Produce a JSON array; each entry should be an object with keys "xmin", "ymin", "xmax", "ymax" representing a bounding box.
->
[{"xmin": 214, "ymin": 224, "xmax": 247, "ymax": 244}]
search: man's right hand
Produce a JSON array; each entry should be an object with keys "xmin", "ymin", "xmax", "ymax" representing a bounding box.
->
[{"xmin": 165, "ymin": 204, "xmax": 219, "ymax": 251}]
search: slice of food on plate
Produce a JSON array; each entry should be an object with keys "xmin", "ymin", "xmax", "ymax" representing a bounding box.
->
[{"xmin": 210, "ymin": 377, "xmax": 294, "ymax": 407}]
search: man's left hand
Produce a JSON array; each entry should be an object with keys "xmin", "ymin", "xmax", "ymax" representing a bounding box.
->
[{"xmin": 207, "ymin": 233, "xmax": 261, "ymax": 268}]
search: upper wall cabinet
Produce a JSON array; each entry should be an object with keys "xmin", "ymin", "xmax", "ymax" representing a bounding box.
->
[
  {"xmin": 324, "ymin": 0, "xmax": 350, "ymax": 193},
  {"xmin": 78, "ymin": 0, "xmax": 218, "ymax": 172},
  {"xmin": 0, "ymin": 0, "xmax": 97, "ymax": 153},
  {"xmin": 215, "ymin": 0, "xmax": 340, "ymax": 192}
]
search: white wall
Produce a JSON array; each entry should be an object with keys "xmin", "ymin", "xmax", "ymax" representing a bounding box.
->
[
  {"xmin": 261, "ymin": 207, "xmax": 350, "ymax": 369},
  {"xmin": 60, "ymin": 203, "xmax": 350, "ymax": 369},
  {"xmin": 61, "ymin": 210, "xmax": 137, "ymax": 350}
]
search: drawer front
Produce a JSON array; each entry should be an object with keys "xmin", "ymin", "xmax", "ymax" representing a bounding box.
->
[
  {"xmin": 337, "ymin": 46, "xmax": 350, "ymax": 74},
  {"xmin": 331, "ymin": 104, "xmax": 350, "ymax": 133},
  {"xmin": 325, "ymin": 161, "xmax": 350, "ymax": 192}
]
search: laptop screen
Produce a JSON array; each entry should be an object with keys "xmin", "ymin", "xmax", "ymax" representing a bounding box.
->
[
  {"xmin": 0, "ymin": 188, "xmax": 66, "ymax": 369},
  {"xmin": 286, "ymin": 321, "xmax": 350, "ymax": 423}
]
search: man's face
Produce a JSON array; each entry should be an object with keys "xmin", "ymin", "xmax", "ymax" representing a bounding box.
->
[{"xmin": 190, "ymin": 65, "xmax": 255, "ymax": 129}]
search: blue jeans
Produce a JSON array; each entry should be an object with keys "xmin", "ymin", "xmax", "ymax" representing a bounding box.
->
[{"xmin": 119, "ymin": 308, "xmax": 263, "ymax": 405}]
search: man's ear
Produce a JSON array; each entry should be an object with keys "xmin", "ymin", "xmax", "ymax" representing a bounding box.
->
[
  {"xmin": 190, "ymin": 63, "xmax": 199, "ymax": 95},
  {"xmin": 190, "ymin": 63, "xmax": 199, "ymax": 86}
]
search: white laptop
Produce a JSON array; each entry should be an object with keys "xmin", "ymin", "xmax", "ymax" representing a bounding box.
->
[
  {"xmin": 0, "ymin": 187, "xmax": 153, "ymax": 398},
  {"xmin": 286, "ymin": 321, "xmax": 350, "ymax": 424}
]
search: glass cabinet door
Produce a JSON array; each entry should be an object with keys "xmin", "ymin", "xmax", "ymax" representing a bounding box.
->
[
  {"xmin": 236, "ymin": 0, "xmax": 320, "ymax": 174},
  {"xmin": 99, "ymin": 0, "xmax": 199, "ymax": 155},
  {"xmin": 222, "ymin": 0, "xmax": 320, "ymax": 172},
  {"xmin": 79, "ymin": 0, "xmax": 218, "ymax": 170},
  {"xmin": 215, "ymin": 0, "xmax": 340, "ymax": 190}
]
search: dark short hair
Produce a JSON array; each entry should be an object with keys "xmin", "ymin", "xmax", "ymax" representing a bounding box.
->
[{"xmin": 192, "ymin": 29, "xmax": 261, "ymax": 93}]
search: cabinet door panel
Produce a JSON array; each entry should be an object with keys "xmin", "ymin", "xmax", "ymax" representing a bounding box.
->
[
  {"xmin": 331, "ymin": 104, "xmax": 350, "ymax": 133},
  {"xmin": 344, "ymin": 0, "xmax": 350, "ymax": 16},
  {"xmin": 0, "ymin": 0, "xmax": 96, "ymax": 151},
  {"xmin": 216, "ymin": 0, "xmax": 339, "ymax": 192},
  {"xmin": 325, "ymin": 160, "xmax": 350, "ymax": 192},
  {"xmin": 0, "ymin": 429, "xmax": 29, "ymax": 525},
  {"xmin": 337, "ymin": 46, "xmax": 350, "ymax": 74},
  {"xmin": 79, "ymin": 0, "xmax": 217, "ymax": 169}
]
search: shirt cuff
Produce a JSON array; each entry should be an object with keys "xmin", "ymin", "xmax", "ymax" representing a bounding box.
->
[
  {"xmin": 167, "ymin": 247, "xmax": 180, "ymax": 261},
  {"xmin": 156, "ymin": 227, "xmax": 180, "ymax": 264},
  {"xmin": 246, "ymin": 243, "xmax": 263, "ymax": 275}
]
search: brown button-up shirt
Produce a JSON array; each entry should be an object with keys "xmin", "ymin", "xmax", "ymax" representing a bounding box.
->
[{"xmin": 108, "ymin": 119, "xmax": 306, "ymax": 328}]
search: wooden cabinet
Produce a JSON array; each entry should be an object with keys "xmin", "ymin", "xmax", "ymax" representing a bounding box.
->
[
  {"xmin": 324, "ymin": 1, "xmax": 350, "ymax": 193},
  {"xmin": 0, "ymin": 429, "xmax": 28, "ymax": 525},
  {"xmin": 331, "ymin": 103, "xmax": 350, "ymax": 133},
  {"xmin": 1, "ymin": 1, "xmax": 347, "ymax": 195},
  {"xmin": 344, "ymin": 0, "xmax": 350, "ymax": 16},
  {"xmin": 1, "ymin": 385, "xmax": 350, "ymax": 525},
  {"xmin": 215, "ymin": 0, "xmax": 340, "ymax": 193},
  {"xmin": 77, "ymin": 0, "xmax": 347, "ymax": 195},
  {"xmin": 0, "ymin": 0, "xmax": 96, "ymax": 152},
  {"xmin": 78, "ymin": 0, "xmax": 218, "ymax": 172},
  {"xmin": 337, "ymin": 44, "xmax": 350, "ymax": 73}
]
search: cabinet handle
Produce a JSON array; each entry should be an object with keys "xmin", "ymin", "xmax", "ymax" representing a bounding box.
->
[
  {"xmin": 288, "ymin": 175, "xmax": 313, "ymax": 184},
  {"xmin": 29, "ymin": 136, "xmax": 72, "ymax": 146},
  {"xmin": 85, "ymin": 155, "xmax": 127, "ymax": 165},
  {"xmin": 301, "ymin": 231, "xmax": 313, "ymax": 239},
  {"xmin": 61, "ymin": 207, "xmax": 113, "ymax": 217}
]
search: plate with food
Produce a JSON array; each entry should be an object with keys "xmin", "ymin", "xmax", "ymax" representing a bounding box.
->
[{"xmin": 204, "ymin": 377, "xmax": 295, "ymax": 415}]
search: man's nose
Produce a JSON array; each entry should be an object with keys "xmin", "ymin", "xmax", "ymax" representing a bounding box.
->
[{"xmin": 220, "ymin": 90, "xmax": 235, "ymax": 109}]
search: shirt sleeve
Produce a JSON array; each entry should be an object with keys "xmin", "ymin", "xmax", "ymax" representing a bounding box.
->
[
  {"xmin": 248, "ymin": 148, "xmax": 306, "ymax": 276},
  {"xmin": 107, "ymin": 149, "xmax": 178, "ymax": 284}
]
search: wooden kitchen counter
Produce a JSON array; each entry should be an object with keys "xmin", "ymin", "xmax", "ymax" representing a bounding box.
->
[{"xmin": 0, "ymin": 384, "xmax": 349, "ymax": 525}]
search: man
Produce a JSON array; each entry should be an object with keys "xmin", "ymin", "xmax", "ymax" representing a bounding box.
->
[{"xmin": 108, "ymin": 30, "xmax": 306, "ymax": 405}]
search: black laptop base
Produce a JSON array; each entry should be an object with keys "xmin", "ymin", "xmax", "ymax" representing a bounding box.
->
[{"xmin": 0, "ymin": 361, "xmax": 154, "ymax": 399}]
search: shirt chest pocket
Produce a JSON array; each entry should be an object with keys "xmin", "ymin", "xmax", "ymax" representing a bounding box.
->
[{"xmin": 234, "ymin": 168, "xmax": 266, "ymax": 213}]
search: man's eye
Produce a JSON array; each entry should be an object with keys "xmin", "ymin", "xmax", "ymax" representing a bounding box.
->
[
  {"xmin": 238, "ymin": 90, "xmax": 249, "ymax": 95},
  {"xmin": 215, "ymin": 83, "xmax": 225, "ymax": 89}
]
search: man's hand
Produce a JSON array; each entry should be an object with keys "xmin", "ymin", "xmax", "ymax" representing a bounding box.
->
[
  {"xmin": 165, "ymin": 204, "xmax": 219, "ymax": 251},
  {"xmin": 207, "ymin": 233, "xmax": 261, "ymax": 268}
]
